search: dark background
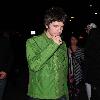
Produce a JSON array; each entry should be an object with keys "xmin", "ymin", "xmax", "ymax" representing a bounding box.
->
[
  {"xmin": 0, "ymin": 0, "xmax": 99, "ymax": 32},
  {"xmin": 0, "ymin": 0, "xmax": 99, "ymax": 100}
]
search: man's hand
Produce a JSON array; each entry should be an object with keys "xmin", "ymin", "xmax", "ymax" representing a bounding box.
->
[
  {"xmin": 0, "ymin": 71, "xmax": 7, "ymax": 79},
  {"xmin": 52, "ymin": 36, "xmax": 62, "ymax": 45}
]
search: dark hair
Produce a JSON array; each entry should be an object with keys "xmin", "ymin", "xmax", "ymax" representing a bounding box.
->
[
  {"xmin": 70, "ymin": 34, "xmax": 79, "ymax": 41},
  {"xmin": 44, "ymin": 7, "xmax": 67, "ymax": 26},
  {"xmin": 68, "ymin": 34, "xmax": 79, "ymax": 47}
]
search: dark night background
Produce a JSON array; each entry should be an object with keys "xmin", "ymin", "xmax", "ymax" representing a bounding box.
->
[
  {"xmin": 0, "ymin": 0, "xmax": 99, "ymax": 31},
  {"xmin": 0, "ymin": 0, "xmax": 99, "ymax": 100}
]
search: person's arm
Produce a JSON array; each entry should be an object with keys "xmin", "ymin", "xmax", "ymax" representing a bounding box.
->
[
  {"xmin": 65, "ymin": 46, "xmax": 69, "ymax": 77},
  {"xmin": 0, "ymin": 38, "xmax": 14, "ymax": 79},
  {"xmin": 26, "ymin": 38, "xmax": 59, "ymax": 72},
  {"xmin": 64, "ymin": 46, "xmax": 69, "ymax": 100}
]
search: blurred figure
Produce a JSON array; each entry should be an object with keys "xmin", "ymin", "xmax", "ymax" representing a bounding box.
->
[
  {"xmin": 0, "ymin": 32, "xmax": 13, "ymax": 100},
  {"xmin": 26, "ymin": 7, "xmax": 69, "ymax": 100},
  {"xmin": 85, "ymin": 23, "xmax": 100, "ymax": 100},
  {"xmin": 68, "ymin": 34, "xmax": 88, "ymax": 100}
]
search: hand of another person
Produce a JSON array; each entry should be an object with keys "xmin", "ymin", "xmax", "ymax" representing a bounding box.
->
[
  {"xmin": 0, "ymin": 71, "xmax": 7, "ymax": 79},
  {"xmin": 52, "ymin": 36, "xmax": 62, "ymax": 45}
]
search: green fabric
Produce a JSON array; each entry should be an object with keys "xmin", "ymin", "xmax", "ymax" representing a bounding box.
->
[{"xmin": 26, "ymin": 33, "xmax": 69, "ymax": 99}]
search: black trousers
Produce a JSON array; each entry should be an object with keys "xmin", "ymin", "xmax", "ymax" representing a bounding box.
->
[
  {"xmin": 69, "ymin": 83, "xmax": 88, "ymax": 100},
  {"xmin": 91, "ymin": 85, "xmax": 100, "ymax": 100}
]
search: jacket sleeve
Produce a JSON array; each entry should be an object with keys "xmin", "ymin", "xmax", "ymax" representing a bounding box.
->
[
  {"xmin": 4, "ymin": 45, "xmax": 14, "ymax": 73},
  {"xmin": 0, "ymin": 38, "xmax": 14, "ymax": 73},
  {"xmin": 64, "ymin": 46, "xmax": 69, "ymax": 100},
  {"xmin": 65, "ymin": 46, "xmax": 68, "ymax": 76},
  {"xmin": 26, "ymin": 38, "xmax": 59, "ymax": 72}
]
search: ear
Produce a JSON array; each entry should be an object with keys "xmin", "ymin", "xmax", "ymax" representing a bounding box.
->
[{"xmin": 45, "ymin": 24, "xmax": 48, "ymax": 29}]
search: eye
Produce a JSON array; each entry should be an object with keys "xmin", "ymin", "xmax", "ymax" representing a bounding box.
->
[
  {"xmin": 53, "ymin": 25, "xmax": 58, "ymax": 28},
  {"xmin": 61, "ymin": 26, "xmax": 63, "ymax": 29}
]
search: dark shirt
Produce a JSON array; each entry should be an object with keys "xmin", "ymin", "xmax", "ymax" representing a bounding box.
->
[
  {"xmin": 0, "ymin": 36, "xmax": 13, "ymax": 73},
  {"xmin": 85, "ymin": 28, "xmax": 100, "ymax": 84}
]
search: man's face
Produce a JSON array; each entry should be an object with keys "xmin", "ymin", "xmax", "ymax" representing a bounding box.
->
[{"xmin": 46, "ymin": 21, "xmax": 64, "ymax": 37}]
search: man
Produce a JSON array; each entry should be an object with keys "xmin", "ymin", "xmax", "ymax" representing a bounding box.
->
[
  {"xmin": 26, "ymin": 7, "xmax": 69, "ymax": 100},
  {"xmin": 85, "ymin": 23, "xmax": 100, "ymax": 100},
  {"xmin": 0, "ymin": 33, "xmax": 13, "ymax": 100}
]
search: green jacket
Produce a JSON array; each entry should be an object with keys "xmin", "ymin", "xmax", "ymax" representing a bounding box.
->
[{"xmin": 26, "ymin": 33, "xmax": 69, "ymax": 99}]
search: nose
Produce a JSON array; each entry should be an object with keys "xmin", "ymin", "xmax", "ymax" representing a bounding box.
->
[{"xmin": 58, "ymin": 27, "xmax": 63, "ymax": 33}]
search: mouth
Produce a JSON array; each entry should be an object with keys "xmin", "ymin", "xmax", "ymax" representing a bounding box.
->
[{"xmin": 57, "ymin": 33, "xmax": 61, "ymax": 35}]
